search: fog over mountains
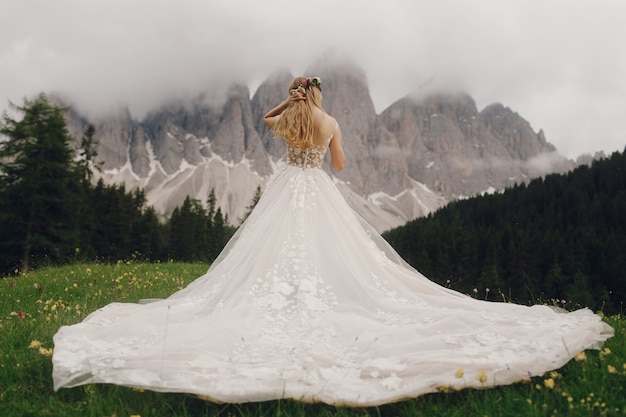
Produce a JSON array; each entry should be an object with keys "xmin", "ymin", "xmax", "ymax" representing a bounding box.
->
[{"xmin": 60, "ymin": 63, "xmax": 586, "ymax": 232}]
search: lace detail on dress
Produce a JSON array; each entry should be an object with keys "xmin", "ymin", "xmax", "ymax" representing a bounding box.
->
[
  {"xmin": 287, "ymin": 145, "xmax": 328, "ymax": 169},
  {"xmin": 250, "ymin": 170, "xmax": 337, "ymax": 320},
  {"xmin": 249, "ymin": 233, "xmax": 338, "ymax": 320},
  {"xmin": 286, "ymin": 124, "xmax": 336, "ymax": 169}
]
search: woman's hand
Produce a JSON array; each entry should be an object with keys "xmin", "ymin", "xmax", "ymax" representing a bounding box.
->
[
  {"xmin": 289, "ymin": 87, "xmax": 307, "ymax": 101},
  {"xmin": 264, "ymin": 88, "xmax": 307, "ymax": 128}
]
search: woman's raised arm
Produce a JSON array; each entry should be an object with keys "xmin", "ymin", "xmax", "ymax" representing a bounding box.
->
[{"xmin": 263, "ymin": 89, "xmax": 305, "ymax": 128}]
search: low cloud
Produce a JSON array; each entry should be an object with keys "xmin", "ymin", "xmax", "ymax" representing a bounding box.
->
[
  {"xmin": 450, "ymin": 151, "xmax": 571, "ymax": 178},
  {"xmin": 1, "ymin": 0, "xmax": 625, "ymax": 158},
  {"xmin": 524, "ymin": 151, "xmax": 571, "ymax": 176}
]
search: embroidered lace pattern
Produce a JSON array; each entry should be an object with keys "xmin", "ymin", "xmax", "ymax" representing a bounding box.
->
[
  {"xmin": 286, "ymin": 125, "xmax": 336, "ymax": 169},
  {"xmin": 287, "ymin": 145, "xmax": 327, "ymax": 169}
]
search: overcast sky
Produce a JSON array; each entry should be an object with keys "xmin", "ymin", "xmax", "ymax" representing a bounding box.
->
[{"xmin": 1, "ymin": 0, "xmax": 625, "ymax": 159}]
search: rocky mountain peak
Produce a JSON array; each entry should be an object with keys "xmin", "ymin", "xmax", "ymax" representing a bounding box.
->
[
  {"xmin": 481, "ymin": 103, "xmax": 556, "ymax": 159},
  {"xmin": 381, "ymin": 91, "xmax": 573, "ymax": 199},
  {"xmin": 58, "ymin": 63, "xmax": 581, "ymax": 232},
  {"xmin": 412, "ymin": 92, "xmax": 479, "ymax": 120}
]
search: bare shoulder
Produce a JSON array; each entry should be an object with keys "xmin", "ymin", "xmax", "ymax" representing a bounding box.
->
[
  {"xmin": 312, "ymin": 109, "xmax": 338, "ymax": 137},
  {"xmin": 326, "ymin": 115, "xmax": 340, "ymax": 139},
  {"xmin": 326, "ymin": 114, "xmax": 338, "ymax": 129},
  {"xmin": 319, "ymin": 111, "xmax": 338, "ymax": 131}
]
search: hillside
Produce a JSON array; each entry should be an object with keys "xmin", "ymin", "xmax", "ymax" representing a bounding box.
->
[{"xmin": 383, "ymin": 150, "xmax": 626, "ymax": 312}]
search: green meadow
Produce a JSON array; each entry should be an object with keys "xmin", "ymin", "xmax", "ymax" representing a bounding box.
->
[{"xmin": 1, "ymin": 262, "xmax": 624, "ymax": 417}]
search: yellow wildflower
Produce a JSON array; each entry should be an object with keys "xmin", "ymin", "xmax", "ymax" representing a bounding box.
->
[
  {"xmin": 607, "ymin": 365, "xmax": 617, "ymax": 374},
  {"xmin": 574, "ymin": 351, "xmax": 587, "ymax": 361},
  {"xmin": 38, "ymin": 347, "xmax": 53, "ymax": 357},
  {"xmin": 455, "ymin": 368, "xmax": 464, "ymax": 378},
  {"xmin": 567, "ymin": 396, "xmax": 574, "ymax": 403},
  {"xmin": 436, "ymin": 385, "xmax": 450, "ymax": 393},
  {"xmin": 476, "ymin": 370, "xmax": 487, "ymax": 383},
  {"xmin": 602, "ymin": 347, "xmax": 611, "ymax": 356},
  {"xmin": 543, "ymin": 378, "xmax": 555, "ymax": 389},
  {"xmin": 28, "ymin": 340, "xmax": 42, "ymax": 349}
]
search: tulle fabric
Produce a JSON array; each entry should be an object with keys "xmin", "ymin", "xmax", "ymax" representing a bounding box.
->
[{"xmin": 53, "ymin": 162, "xmax": 613, "ymax": 406}]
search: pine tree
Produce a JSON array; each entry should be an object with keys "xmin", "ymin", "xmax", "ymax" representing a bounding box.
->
[
  {"xmin": 167, "ymin": 196, "xmax": 209, "ymax": 261},
  {"xmin": 75, "ymin": 124, "xmax": 100, "ymax": 258},
  {"xmin": 212, "ymin": 207, "xmax": 226, "ymax": 260},
  {"xmin": 241, "ymin": 185, "xmax": 262, "ymax": 222},
  {"xmin": 0, "ymin": 94, "xmax": 81, "ymax": 272},
  {"xmin": 205, "ymin": 189, "xmax": 219, "ymax": 260},
  {"xmin": 78, "ymin": 124, "xmax": 100, "ymax": 185},
  {"xmin": 135, "ymin": 206, "xmax": 165, "ymax": 259}
]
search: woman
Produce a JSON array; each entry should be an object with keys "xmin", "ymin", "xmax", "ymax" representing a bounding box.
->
[
  {"xmin": 53, "ymin": 77, "xmax": 613, "ymax": 406},
  {"xmin": 263, "ymin": 76, "xmax": 345, "ymax": 172}
]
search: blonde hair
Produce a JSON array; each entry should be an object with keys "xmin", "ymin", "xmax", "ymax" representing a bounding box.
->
[{"xmin": 272, "ymin": 76, "xmax": 324, "ymax": 149}]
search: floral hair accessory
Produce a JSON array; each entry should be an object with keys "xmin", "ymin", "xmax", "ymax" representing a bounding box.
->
[{"xmin": 298, "ymin": 77, "xmax": 322, "ymax": 91}]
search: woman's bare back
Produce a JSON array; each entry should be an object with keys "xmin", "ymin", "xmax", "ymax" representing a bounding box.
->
[
  {"xmin": 310, "ymin": 108, "xmax": 344, "ymax": 171},
  {"xmin": 311, "ymin": 108, "xmax": 338, "ymax": 148}
]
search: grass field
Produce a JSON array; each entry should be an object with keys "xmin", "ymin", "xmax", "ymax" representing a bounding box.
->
[{"xmin": 1, "ymin": 262, "xmax": 624, "ymax": 417}]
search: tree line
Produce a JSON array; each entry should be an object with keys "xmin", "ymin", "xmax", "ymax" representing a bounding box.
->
[
  {"xmin": 383, "ymin": 150, "xmax": 626, "ymax": 313},
  {"xmin": 0, "ymin": 94, "xmax": 236, "ymax": 274}
]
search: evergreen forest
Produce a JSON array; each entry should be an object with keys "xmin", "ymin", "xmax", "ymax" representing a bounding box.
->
[
  {"xmin": 0, "ymin": 95, "xmax": 234, "ymax": 275},
  {"xmin": 1, "ymin": 94, "xmax": 624, "ymax": 314},
  {"xmin": 383, "ymin": 150, "xmax": 626, "ymax": 313}
]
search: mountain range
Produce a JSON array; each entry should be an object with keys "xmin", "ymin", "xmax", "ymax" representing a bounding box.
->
[{"xmin": 60, "ymin": 63, "xmax": 588, "ymax": 232}]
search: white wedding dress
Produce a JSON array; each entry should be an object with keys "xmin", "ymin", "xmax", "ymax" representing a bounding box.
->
[{"xmin": 53, "ymin": 132, "xmax": 613, "ymax": 406}]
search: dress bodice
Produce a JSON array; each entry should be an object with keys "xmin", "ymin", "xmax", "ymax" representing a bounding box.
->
[
  {"xmin": 286, "ymin": 124, "xmax": 337, "ymax": 169},
  {"xmin": 286, "ymin": 144, "xmax": 328, "ymax": 169}
]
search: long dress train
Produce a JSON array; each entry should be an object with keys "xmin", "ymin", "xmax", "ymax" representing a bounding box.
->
[{"xmin": 52, "ymin": 134, "xmax": 613, "ymax": 406}]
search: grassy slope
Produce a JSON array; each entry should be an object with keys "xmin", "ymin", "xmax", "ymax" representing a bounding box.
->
[{"xmin": 1, "ymin": 262, "xmax": 624, "ymax": 417}]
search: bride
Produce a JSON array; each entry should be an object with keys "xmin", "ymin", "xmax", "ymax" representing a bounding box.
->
[{"xmin": 52, "ymin": 76, "xmax": 613, "ymax": 406}]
